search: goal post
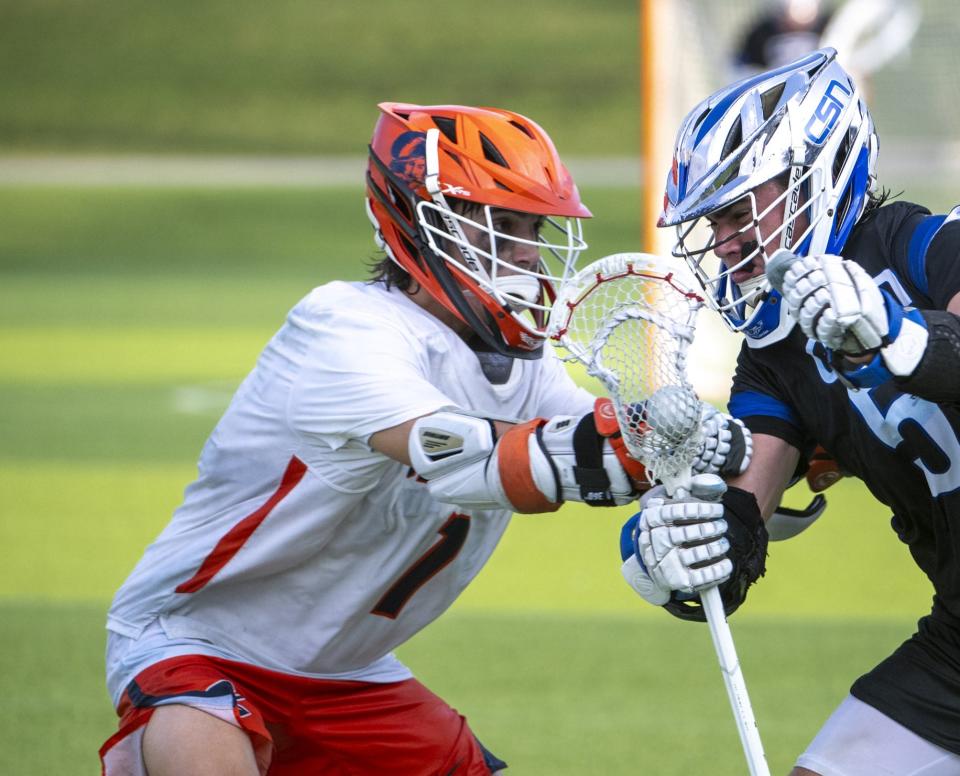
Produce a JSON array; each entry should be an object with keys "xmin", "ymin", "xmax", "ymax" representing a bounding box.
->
[{"xmin": 638, "ymin": 0, "xmax": 745, "ymax": 401}]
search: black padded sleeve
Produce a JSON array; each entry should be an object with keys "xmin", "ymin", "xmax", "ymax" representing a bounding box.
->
[{"xmin": 894, "ymin": 310, "xmax": 960, "ymax": 404}]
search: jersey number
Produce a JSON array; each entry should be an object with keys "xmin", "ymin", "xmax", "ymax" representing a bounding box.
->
[
  {"xmin": 805, "ymin": 287, "xmax": 960, "ymax": 497},
  {"xmin": 849, "ymin": 388, "xmax": 960, "ymax": 497},
  {"xmin": 370, "ymin": 513, "xmax": 471, "ymax": 619}
]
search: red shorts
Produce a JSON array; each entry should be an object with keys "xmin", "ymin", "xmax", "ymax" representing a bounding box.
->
[{"xmin": 99, "ymin": 654, "xmax": 505, "ymax": 775}]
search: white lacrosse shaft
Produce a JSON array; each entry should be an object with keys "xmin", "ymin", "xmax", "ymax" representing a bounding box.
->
[
  {"xmin": 549, "ymin": 253, "xmax": 770, "ymax": 774},
  {"xmin": 661, "ymin": 472, "xmax": 770, "ymax": 776},
  {"xmin": 701, "ymin": 586, "xmax": 770, "ymax": 776}
]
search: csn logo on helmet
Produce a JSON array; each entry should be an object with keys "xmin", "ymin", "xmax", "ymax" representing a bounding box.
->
[{"xmin": 804, "ymin": 80, "xmax": 851, "ymax": 145}]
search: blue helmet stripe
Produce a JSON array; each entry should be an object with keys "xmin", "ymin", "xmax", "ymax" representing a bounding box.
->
[
  {"xmin": 693, "ymin": 50, "xmax": 828, "ymax": 147},
  {"xmin": 825, "ymin": 146, "xmax": 870, "ymax": 254},
  {"xmin": 676, "ymin": 159, "xmax": 689, "ymax": 201}
]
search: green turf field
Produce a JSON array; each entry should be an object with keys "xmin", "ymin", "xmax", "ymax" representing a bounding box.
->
[
  {"xmin": 0, "ymin": 183, "xmax": 940, "ymax": 774},
  {"xmin": 1, "ymin": 0, "xmax": 954, "ymax": 771}
]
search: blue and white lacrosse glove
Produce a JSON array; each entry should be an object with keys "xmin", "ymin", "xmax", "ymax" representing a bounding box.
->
[
  {"xmin": 772, "ymin": 251, "xmax": 929, "ymax": 388},
  {"xmin": 619, "ymin": 475, "xmax": 768, "ymax": 622},
  {"xmin": 692, "ymin": 404, "xmax": 753, "ymax": 477},
  {"xmin": 620, "ymin": 474, "xmax": 730, "ymax": 604}
]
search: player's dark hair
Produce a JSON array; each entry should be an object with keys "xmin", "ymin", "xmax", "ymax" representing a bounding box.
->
[
  {"xmin": 367, "ymin": 252, "xmax": 413, "ymax": 291},
  {"xmin": 769, "ymin": 170, "xmax": 893, "ymax": 227},
  {"xmin": 864, "ymin": 186, "xmax": 893, "ymax": 214},
  {"xmin": 366, "ymin": 197, "xmax": 485, "ymax": 291}
]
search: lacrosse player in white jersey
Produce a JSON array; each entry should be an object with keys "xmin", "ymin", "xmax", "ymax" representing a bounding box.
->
[{"xmin": 99, "ymin": 102, "xmax": 751, "ymax": 776}]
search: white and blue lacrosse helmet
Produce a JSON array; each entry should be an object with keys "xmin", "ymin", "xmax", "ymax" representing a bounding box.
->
[{"xmin": 659, "ymin": 48, "xmax": 878, "ymax": 347}]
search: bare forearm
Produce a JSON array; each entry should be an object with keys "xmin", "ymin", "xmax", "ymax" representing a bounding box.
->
[{"xmin": 727, "ymin": 433, "xmax": 800, "ymax": 520}]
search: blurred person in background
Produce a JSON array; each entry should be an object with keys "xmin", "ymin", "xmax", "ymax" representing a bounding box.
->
[
  {"xmin": 818, "ymin": 0, "xmax": 921, "ymax": 96},
  {"xmin": 732, "ymin": 0, "xmax": 833, "ymax": 79},
  {"xmin": 621, "ymin": 48, "xmax": 960, "ymax": 775},
  {"xmin": 98, "ymin": 102, "xmax": 750, "ymax": 775},
  {"xmin": 733, "ymin": 0, "xmax": 920, "ymax": 97}
]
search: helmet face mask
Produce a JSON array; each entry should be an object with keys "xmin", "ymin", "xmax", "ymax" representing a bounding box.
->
[
  {"xmin": 675, "ymin": 167, "xmax": 825, "ymax": 331},
  {"xmin": 366, "ymin": 102, "xmax": 591, "ymax": 358},
  {"xmin": 417, "ymin": 197, "xmax": 586, "ymax": 318},
  {"xmin": 660, "ymin": 48, "xmax": 878, "ymax": 347}
]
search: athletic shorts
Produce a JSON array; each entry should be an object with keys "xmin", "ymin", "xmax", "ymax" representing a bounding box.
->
[
  {"xmin": 99, "ymin": 654, "xmax": 507, "ymax": 775},
  {"xmin": 850, "ymin": 602, "xmax": 960, "ymax": 755},
  {"xmin": 795, "ymin": 694, "xmax": 960, "ymax": 775}
]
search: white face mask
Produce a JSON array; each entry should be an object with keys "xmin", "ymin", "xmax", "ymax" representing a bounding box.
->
[{"xmin": 414, "ymin": 127, "xmax": 588, "ymax": 342}]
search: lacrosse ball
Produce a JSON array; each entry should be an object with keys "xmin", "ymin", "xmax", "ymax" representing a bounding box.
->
[{"xmin": 642, "ymin": 385, "xmax": 700, "ymax": 444}]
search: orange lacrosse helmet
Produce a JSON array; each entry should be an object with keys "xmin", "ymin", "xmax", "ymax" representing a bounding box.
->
[{"xmin": 365, "ymin": 102, "xmax": 591, "ymax": 358}]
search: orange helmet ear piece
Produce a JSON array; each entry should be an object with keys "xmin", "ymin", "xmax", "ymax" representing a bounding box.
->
[{"xmin": 365, "ymin": 102, "xmax": 591, "ymax": 359}]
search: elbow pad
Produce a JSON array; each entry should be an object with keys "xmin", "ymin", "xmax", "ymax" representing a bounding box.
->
[
  {"xmin": 409, "ymin": 411, "xmax": 564, "ymax": 512},
  {"xmin": 766, "ymin": 495, "xmax": 827, "ymax": 541},
  {"xmin": 408, "ymin": 405, "xmax": 647, "ymax": 514},
  {"xmin": 892, "ymin": 310, "xmax": 960, "ymax": 402},
  {"xmin": 408, "ymin": 411, "xmax": 521, "ymax": 511}
]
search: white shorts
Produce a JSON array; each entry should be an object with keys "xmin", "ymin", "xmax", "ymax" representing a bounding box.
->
[{"xmin": 795, "ymin": 695, "xmax": 960, "ymax": 775}]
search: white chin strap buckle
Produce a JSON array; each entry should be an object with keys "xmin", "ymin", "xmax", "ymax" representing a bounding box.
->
[
  {"xmin": 737, "ymin": 274, "xmax": 767, "ymax": 310},
  {"xmin": 424, "ymin": 128, "xmax": 441, "ymax": 195}
]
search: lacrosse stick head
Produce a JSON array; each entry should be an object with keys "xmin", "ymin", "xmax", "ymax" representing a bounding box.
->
[{"xmin": 549, "ymin": 253, "xmax": 705, "ymax": 494}]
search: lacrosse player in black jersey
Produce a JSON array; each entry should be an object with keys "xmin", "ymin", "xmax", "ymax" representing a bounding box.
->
[{"xmin": 621, "ymin": 48, "xmax": 960, "ymax": 775}]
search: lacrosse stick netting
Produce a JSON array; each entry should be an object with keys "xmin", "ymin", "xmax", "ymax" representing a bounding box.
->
[
  {"xmin": 548, "ymin": 252, "xmax": 704, "ymax": 493},
  {"xmin": 549, "ymin": 252, "xmax": 771, "ymax": 776}
]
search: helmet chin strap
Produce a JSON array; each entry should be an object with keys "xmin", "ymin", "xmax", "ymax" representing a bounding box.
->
[
  {"xmin": 423, "ymin": 128, "xmax": 487, "ymax": 278},
  {"xmin": 734, "ymin": 240, "xmax": 766, "ymax": 309},
  {"xmin": 496, "ymin": 275, "xmax": 541, "ymax": 309}
]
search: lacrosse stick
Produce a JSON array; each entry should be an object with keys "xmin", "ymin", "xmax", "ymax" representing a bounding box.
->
[{"xmin": 549, "ymin": 252, "xmax": 770, "ymax": 776}]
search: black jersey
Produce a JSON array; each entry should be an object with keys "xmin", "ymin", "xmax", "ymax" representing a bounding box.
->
[{"xmin": 730, "ymin": 201, "xmax": 960, "ymax": 615}]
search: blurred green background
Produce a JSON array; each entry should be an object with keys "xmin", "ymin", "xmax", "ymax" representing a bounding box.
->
[
  {"xmin": 0, "ymin": 1, "xmax": 951, "ymax": 774},
  {"xmin": 0, "ymin": 0, "xmax": 638, "ymax": 156}
]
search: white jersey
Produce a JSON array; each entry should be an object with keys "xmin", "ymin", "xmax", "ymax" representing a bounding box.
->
[{"xmin": 107, "ymin": 280, "xmax": 593, "ymax": 691}]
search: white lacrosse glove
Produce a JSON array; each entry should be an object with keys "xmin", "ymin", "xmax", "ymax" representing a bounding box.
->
[
  {"xmin": 619, "ymin": 474, "xmax": 732, "ymax": 606},
  {"xmin": 777, "ymin": 253, "xmax": 888, "ymax": 354},
  {"xmin": 692, "ymin": 404, "xmax": 753, "ymax": 477}
]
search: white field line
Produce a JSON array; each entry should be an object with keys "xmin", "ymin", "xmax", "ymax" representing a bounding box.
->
[
  {"xmin": 172, "ymin": 382, "xmax": 237, "ymax": 415},
  {"xmin": 0, "ymin": 154, "xmax": 641, "ymax": 188},
  {"xmin": 0, "ymin": 140, "xmax": 953, "ymax": 188}
]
